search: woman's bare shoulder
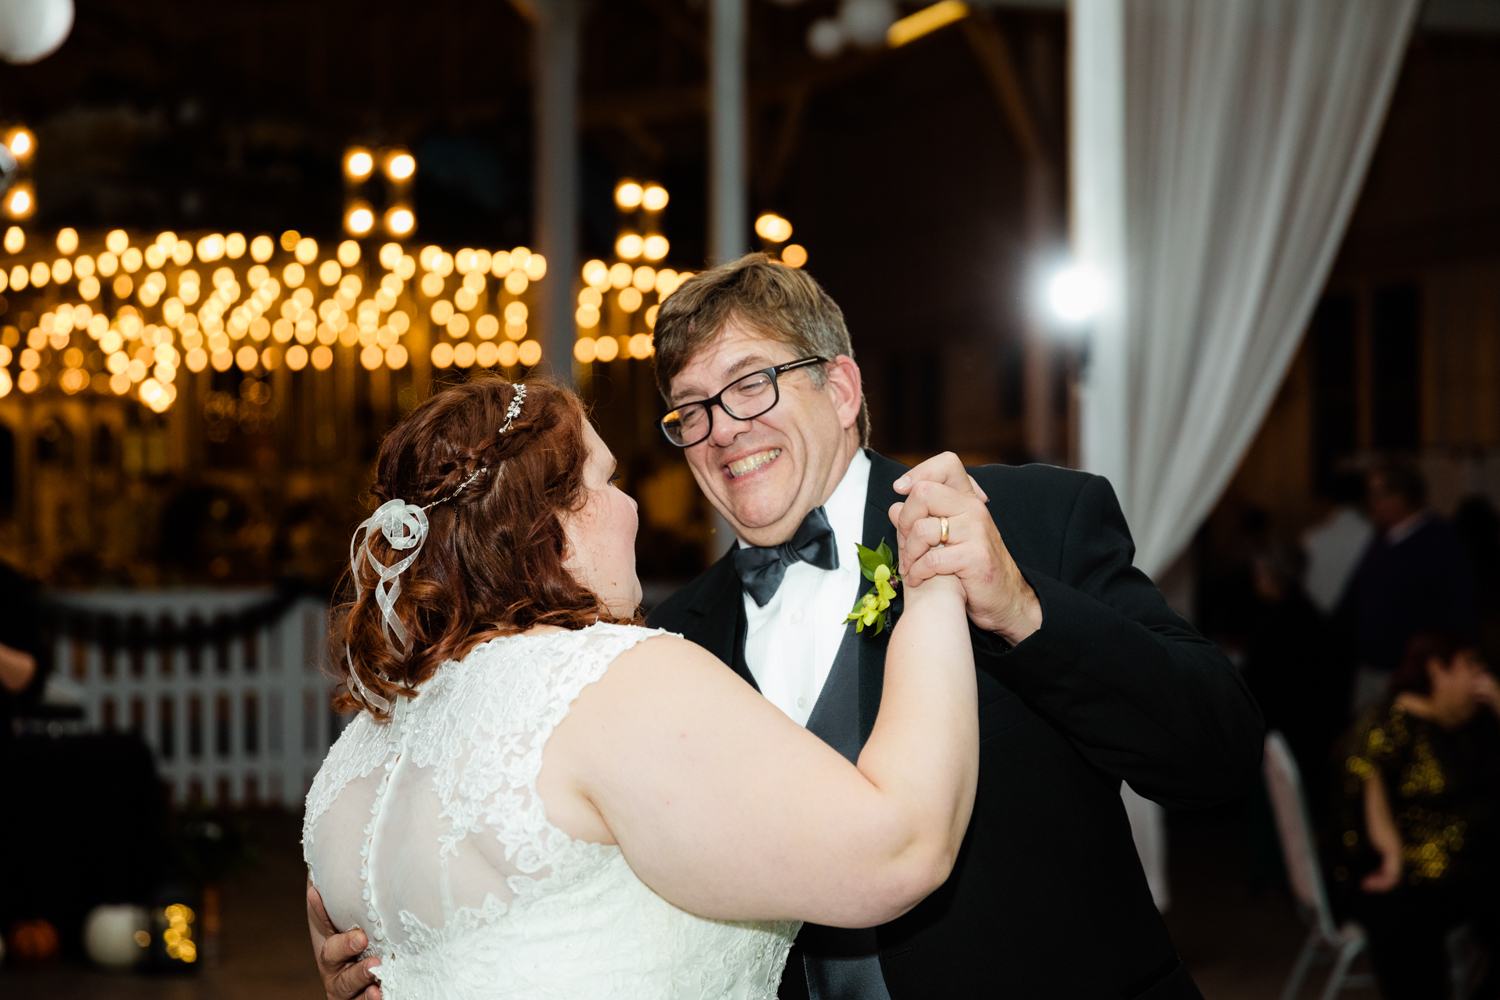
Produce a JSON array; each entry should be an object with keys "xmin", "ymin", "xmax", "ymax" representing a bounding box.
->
[{"xmin": 608, "ymin": 631, "xmax": 734, "ymax": 680}]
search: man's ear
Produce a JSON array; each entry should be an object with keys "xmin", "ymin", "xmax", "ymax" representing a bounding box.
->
[{"xmin": 824, "ymin": 355, "xmax": 863, "ymax": 433}]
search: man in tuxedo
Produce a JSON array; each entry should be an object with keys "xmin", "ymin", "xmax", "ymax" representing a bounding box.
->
[{"xmin": 644, "ymin": 255, "xmax": 1260, "ymax": 999}]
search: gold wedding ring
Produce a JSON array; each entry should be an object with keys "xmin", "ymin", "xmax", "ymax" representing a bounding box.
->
[{"xmin": 938, "ymin": 516, "xmax": 949, "ymax": 545}]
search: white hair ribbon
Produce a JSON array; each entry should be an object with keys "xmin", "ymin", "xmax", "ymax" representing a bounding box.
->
[{"xmin": 350, "ymin": 499, "xmax": 430, "ymax": 660}]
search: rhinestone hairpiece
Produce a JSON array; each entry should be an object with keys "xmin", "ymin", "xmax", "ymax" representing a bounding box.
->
[{"xmin": 422, "ymin": 382, "xmax": 528, "ymax": 510}]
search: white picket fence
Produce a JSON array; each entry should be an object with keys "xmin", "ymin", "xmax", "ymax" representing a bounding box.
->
[{"xmin": 46, "ymin": 589, "xmax": 344, "ymax": 810}]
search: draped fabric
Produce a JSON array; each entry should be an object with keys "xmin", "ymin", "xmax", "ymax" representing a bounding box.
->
[
  {"xmin": 1070, "ymin": 0, "xmax": 1419, "ymax": 911},
  {"xmin": 1075, "ymin": 0, "xmax": 1418, "ymax": 580}
]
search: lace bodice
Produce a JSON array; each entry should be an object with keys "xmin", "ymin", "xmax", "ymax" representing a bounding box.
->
[{"xmin": 303, "ymin": 622, "xmax": 798, "ymax": 999}]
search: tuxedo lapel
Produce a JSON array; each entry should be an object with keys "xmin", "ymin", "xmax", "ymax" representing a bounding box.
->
[
  {"xmin": 681, "ymin": 551, "xmax": 758, "ymax": 692},
  {"xmin": 856, "ymin": 450, "xmax": 910, "ymax": 747}
]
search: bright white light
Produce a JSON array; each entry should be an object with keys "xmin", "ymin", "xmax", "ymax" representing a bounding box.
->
[{"xmin": 1045, "ymin": 264, "xmax": 1105, "ymax": 325}]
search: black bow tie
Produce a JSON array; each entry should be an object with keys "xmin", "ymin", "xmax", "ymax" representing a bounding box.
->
[{"xmin": 732, "ymin": 506, "xmax": 840, "ymax": 607}]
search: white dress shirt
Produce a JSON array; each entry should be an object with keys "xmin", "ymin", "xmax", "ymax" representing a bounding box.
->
[{"xmin": 740, "ymin": 450, "xmax": 870, "ymax": 728}]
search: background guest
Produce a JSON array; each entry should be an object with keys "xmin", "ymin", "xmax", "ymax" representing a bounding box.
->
[
  {"xmin": 0, "ymin": 560, "xmax": 48, "ymax": 750},
  {"xmin": 1344, "ymin": 459, "xmax": 1479, "ymax": 713},
  {"xmin": 1241, "ymin": 542, "xmax": 1344, "ymax": 889},
  {"xmin": 1335, "ymin": 631, "xmax": 1500, "ymax": 999},
  {"xmin": 1303, "ymin": 471, "xmax": 1373, "ymax": 617},
  {"xmin": 1244, "ymin": 543, "xmax": 1343, "ymax": 800}
]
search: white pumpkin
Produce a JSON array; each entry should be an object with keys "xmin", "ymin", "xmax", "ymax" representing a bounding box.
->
[{"xmin": 83, "ymin": 904, "xmax": 148, "ymax": 969}]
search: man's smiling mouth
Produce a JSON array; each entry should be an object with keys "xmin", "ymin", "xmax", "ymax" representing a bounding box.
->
[{"xmin": 725, "ymin": 449, "xmax": 782, "ymax": 478}]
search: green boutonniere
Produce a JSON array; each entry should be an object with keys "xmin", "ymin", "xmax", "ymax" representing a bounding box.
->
[{"xmin": 844, "ymin": 541, "xmax": 901, "ymax": 634}]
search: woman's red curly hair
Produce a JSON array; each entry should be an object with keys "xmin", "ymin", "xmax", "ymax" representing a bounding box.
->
[{"xmin": 332, "ymin": 374, "xmax": 635, "ymax": 719}]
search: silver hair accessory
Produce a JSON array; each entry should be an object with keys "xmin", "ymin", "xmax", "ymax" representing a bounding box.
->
[{"xmin": 343, "ymin": 383, "xmax": 528, "ymax": 713}]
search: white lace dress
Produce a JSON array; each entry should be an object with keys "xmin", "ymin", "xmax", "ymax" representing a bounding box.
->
[{"xmin": 303, "ymin": 622, "xmax": 798, "ymax": 999}]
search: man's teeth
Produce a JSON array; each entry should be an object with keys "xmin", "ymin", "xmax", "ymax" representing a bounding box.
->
[{"xmin": 727, "ymin": 449, "xmax": 782, "ymax": 478}]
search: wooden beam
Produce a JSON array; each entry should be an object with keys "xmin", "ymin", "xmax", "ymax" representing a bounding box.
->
[
  {"xmin": 581, "ymin": 48, "xmax": 891, "ymax": 128},
  {"xmin": 637, "ymin": 0, "xmax": 707, "ymax": 60},
  {"xmin": 960, "ymin": 15, "xmax": 1045, "ymax": 164},
  {"xmin": 758, "ymin": 86, "xmax": 807, "ymax": 199}
]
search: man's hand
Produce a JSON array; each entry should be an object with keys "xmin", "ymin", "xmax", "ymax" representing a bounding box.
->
[
  {"xmin": 891, "ymin": 452, "xmax": 1042, "ymax": 645},
  {"xmin": 308, "ymin": 878, "xmax": 382, "ymax": 1000}
]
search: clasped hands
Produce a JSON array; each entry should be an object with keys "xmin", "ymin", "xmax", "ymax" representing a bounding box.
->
[{"xmin": 891, "ymin": 452, "xmax": 1042, "ymax": 647}]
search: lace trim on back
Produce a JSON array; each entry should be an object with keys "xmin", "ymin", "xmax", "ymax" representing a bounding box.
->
[
  {"xmin": 412, "ymin": 624, "xmax": 665, "ymax": 875},
  {"xmin": 304, "ymin": 711, "xmax": 388, "ymax": 847},
  {"xmin": 304, "ymin": 623, "xmax": 666, "ymax": 882}
]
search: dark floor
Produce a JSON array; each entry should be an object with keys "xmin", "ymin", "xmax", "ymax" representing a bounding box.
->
[
  {"xmin": 1164, "ymin": 804, "xmax": 1377, "ymax": 1000},
  {"xmin": 1, "ymin": 810, "xmax": 323, "ymax": 999},
  {"xmin": 1, "ymin": 801, "xmax": 1365, "ymax": 999}
]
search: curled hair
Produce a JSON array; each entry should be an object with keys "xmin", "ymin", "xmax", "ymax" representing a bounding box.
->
[
  {"xmin": 1388, "ymin": 630, "xmax": 1479, "ymax": 698},
  {"xmin": 333, "ymin": 375, "xmax": 636, "ymax": 718}
]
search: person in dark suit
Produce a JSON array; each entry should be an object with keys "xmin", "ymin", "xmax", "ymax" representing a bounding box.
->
[
  {"xmin": 1345, "ymin": 459, "xmax": 1480, "ymax": 713},
  {"xmin": 644, "ymin": 255, "xmax": 1262, "ymax": 1000}
]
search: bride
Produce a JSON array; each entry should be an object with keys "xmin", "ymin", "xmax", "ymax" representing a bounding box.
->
[{"xmin": 302, "ymin": 375, "xmax": 977, "ymax": 999}]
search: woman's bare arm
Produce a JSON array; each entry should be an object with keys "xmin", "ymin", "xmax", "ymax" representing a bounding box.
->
[
  {"xmin": 545, "ymin": 571, "xmax": 976, "ymax": 928},
  {"xmin": 0, "ymin": 642, "xmax": 36, "ymax": 694},
  {"xmin": 1360, "ymin": 771, "xmax": 1402, "ymax": 892}
]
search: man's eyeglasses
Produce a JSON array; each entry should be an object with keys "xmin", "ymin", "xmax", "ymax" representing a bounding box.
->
[{"xmin": 659, "ymin": 356, "xmax": 828, "ymax": 448}]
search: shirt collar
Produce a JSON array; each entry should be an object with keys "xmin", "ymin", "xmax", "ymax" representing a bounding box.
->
[
  {"xmin": 822, "ymin": 449, "xmax": 871, "ymax": 560},
  {"xmin": 1386, "ymin": 510, "xmax": 1430, "ymax": 546}
]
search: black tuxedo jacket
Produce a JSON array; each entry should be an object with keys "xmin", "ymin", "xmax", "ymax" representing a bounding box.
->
[{"xmin": 647, "ymin": 451, "xmax": 1263, "ymax": 999}]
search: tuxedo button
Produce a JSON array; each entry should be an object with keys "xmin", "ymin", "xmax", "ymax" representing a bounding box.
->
[
  {"xmin": 797, "ymin": 697, "xmax": 806, "ymax": 709},
  {"xmin": 788, "ymin": 611, "xmax": 802, "ymax": 624}
]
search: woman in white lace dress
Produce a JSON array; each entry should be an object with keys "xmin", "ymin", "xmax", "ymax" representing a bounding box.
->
[{"xmin": 302, "ymin": 376, "xmax": 977, "ymax": 999}]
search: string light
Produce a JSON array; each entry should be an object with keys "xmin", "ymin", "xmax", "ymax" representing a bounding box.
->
[
  {"xmin": 385, "ymin": 207, "xmax": 415, "ymax": 237},
  {"xmin": 5, "ymin": 128, "xmax": 34, "ymax": 160},
  {"xmin": 6, "ymin": 185, "xmax": 34, "ymax": 219},
  {"xmin": 755, "ymin": 213, "xmax": 793, "ymax": 243},
  {"xmin": 615, "ymin": 233, "xmax": 643, "ymax": 260},
  {"xmin": 0, "ymin": 231, "xmax": 562, "ymax": 414},
  {"xmin": 642, "ymin": 185, "xmax": 669, "ymax": 211},
  {"xmin": 345, "ymin": 203, "xmax": 375, "ymax": 237},
  {"xmin": 344, "ymin": 147, "xmax": 374, "ymax": 181},
  {"xmin": 385, "ymin": 151, "xmax": 416, "ymax": 182},
  {"xmin": 582, "ymin": 259, "xmax": 608, "ymax": 288},
  {"xmin": 615, "ymin": 180, "xmax": 643, "ymax": 209},
  {"xmin": 642, "ymin": 235, "xmax": 669, "ymax": 261}
]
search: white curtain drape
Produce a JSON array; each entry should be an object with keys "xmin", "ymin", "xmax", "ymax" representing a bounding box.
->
[
  {"xmin": 1075, "ymin": 0, "xmax": 1418, "ymax": 579},
  {"xmin": 1070, "ymin": 0, "xmax": 1419, "ymax": 911}
]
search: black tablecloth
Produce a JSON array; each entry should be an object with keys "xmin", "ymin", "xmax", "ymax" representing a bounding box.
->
[{"xmin": 0, "ymin": 732, "xmax": 168, "ymax": 953}]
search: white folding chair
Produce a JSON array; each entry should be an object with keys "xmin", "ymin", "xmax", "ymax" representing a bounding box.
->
[{"xmin": 1264, "ymin": 731, "xmax": 1378, "ymax": 1000}]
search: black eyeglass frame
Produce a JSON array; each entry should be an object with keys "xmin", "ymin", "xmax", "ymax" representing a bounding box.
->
[{"xmin": 659, "ymin": 355, "xmax": 829, "ymax": 447}]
